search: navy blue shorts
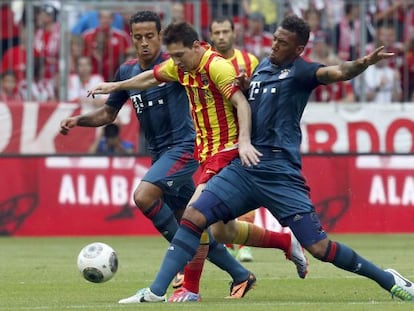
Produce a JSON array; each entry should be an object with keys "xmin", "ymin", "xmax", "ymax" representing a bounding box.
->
[
  {"xmin": 143, "ymin": 145, "xmax": 199, "ymax": 210},
  {"xmin": 199, "ymin": 153, "xmax": 326, "ymax": 246}
]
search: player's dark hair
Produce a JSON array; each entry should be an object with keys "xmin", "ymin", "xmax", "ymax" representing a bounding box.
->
[
  {"xmin": 163, "ymin": 22, "xmax": 199, "ymax": 48},
  {"xmin": 129, "ymin": 10, "xmax": 161, "ymax": 33},
  {"xmin": 281, "ymin": 15, "xmax": 310, "ymax": 46},
  {"xmin": 209, "ymin": 16, "xmax": 234, "ymax": 32}
]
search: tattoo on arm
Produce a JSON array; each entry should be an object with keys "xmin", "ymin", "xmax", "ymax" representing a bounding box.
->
[
  {"xmin": 339, "ymin": 58, "xmax": 369, "ymax": 80},
  {"xmin": 319, "ymin": 70, "xmax": 332, "ymax": 84}
]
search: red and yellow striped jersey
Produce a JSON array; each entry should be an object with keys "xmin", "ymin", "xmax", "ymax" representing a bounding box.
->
[
  {"xmin": 226, "ymin": 49, "xmax": 259, "ymax": 77},
  {"xmin": 154, "ymin": 46, "xmax": 239, "ymax": 163}
]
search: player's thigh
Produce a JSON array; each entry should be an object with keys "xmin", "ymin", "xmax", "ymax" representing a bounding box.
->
[
  {"xmin": 203, "ymin": 160, "xmax": 258, "ymax": 223},
  {"xmin": 253, "ymin": 161, "xmax": 314, "ymax": 219},
  {"xmin": 141, "ymin": 148, "xmax": 198, "ymax": 210},
  {"xmin": 143, "ymin": 147, "xmax": 198, "ymax": 189}
]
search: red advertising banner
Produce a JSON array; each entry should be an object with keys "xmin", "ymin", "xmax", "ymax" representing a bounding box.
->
[
  {"xmin": 1, "ymin": 155, "xmax": 414, "ymax": 236},
  {"xmin": 1, "ymin": 101, "xmax": 413, "ymax": 154},
  {"xmin": 0, "ymin": 102, "xmax": 138, "ymax": 154},
  {"xmin": 0, "ymin": 156, "xmax": 157, "ymax": 236}
]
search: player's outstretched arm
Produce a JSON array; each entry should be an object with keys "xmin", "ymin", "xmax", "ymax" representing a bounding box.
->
[
  {"xmin": 316, "ymin": 46, "xmax": 395, "ymax": 84},
  {"xmin": 59, "ymin": 105, "xmax": 119, "ymax": 135},
  {"xmin": 88, "ymin": 70, "xmax": 159, "ymax": 97}
]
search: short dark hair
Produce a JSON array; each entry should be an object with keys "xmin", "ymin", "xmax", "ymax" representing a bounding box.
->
[
  {"xmin": 209, "ymin": 16, "xmax": 234, "ymax": 32},
  {"xmin": 163, "ymin": 22, "xmax": 199, "ymax": 48},
  {"xmin": 103, "ymin": 123, "xmax": 120, "ymax": 138},
  {"xmin": 129, "ymin": 10, "xmax": 161, "ymax": 33},
  {"xmin": 280, "ymin": 15, "xmax": 310, "ymax": 46}
]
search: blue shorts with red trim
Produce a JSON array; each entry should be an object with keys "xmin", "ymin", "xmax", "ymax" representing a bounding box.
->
[
  {"xmin": 199, "ymin": 149, "xmax": 327, "ymax": 246},
  {"xmin": 143, "ymin": 144, "xmax": 199, "ymax": 210}
]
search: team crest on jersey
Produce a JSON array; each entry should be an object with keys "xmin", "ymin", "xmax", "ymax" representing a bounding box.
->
[
  {"xmin": 201, "ymin": 73, "xmax": 209, "ymax": 86},
  {"xmin": 278, "ymin": 69, "xmax": 290, "ymax": 79}
]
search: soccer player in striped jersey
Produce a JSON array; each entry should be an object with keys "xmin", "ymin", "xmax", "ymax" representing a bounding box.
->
[
  {"xmin": 88, "ymin": 21, "xmax": 308, "ymax": 303},
  {"xmin": 60, "ymin": 11, "xmax": 261, "ymax": 301},
  {"xmin": 118, "ymin": 14, "xmax": 414, "ymax": 303},
  {"xmin": 209, "ymin": 16, "xmax": 259, "ymax": 263}
]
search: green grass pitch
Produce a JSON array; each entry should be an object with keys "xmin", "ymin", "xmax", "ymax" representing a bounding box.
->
[{"xmin": 1, "ymin": 234, "xmax": 413, "ymax": 310}]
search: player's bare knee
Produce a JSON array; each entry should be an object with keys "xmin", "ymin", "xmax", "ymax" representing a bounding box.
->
[
  {"xmin": 306, "ymin": 239, "xmax": 330, "ymax": 260},
  {"xmin": 133, "ymin": 190, "xmax": 149, "ymax": 212},
  {"xmin": 182, "ymin": 205, "xmax": 207, "ymax": 229},
  {"xmin": 133, "ymin": 182, "xmax": 162, "ymax": 212}
]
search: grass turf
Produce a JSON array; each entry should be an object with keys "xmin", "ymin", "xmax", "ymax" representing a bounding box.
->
[{"xmin": 1, "ymin": 234, "xmax": 413, "ymax": 310}]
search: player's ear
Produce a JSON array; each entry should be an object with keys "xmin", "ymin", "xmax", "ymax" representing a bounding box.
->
[
  {"xmin": 193, "ymin": 40, "xmax": 201, "ymax": 49},
  {"xmin": 296, "ymin": 45, "xmax": 305, "ymax": 57}
]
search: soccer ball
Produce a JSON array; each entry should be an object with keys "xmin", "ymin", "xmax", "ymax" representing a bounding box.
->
[{"xmin": 77, "ymin": 242, "xmax": 118, "ymax": 283}]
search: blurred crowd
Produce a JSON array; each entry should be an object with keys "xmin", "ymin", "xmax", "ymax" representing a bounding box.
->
[{"xmin": 1, "ymin": 0, "xmax": 414, "ymax": 104}]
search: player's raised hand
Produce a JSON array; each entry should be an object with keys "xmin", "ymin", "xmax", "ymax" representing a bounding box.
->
[
  {"xmin": 59, "ymin": 117, "xmax": 78, "ymax": 135},
  {"xmin": 365, "ymin": 46, "xmax": 395, "ymax": 66},
  {"xmin": 87, "ymin": 82, "xmax": 119, "ymax": 97}
]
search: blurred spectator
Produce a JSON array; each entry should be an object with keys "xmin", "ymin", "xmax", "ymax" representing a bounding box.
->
[
  {"xmin": 402, "ymin": 1, "xmax": 414, "ymax": 43},
  {"xmin": 366, "ymin": 21, "xmax": 404, "ymax": 72},
  {"xmin": 243, "ymin": 11, "xmax": 273, "ymax": 59},
  {"xmin": 303, "ymin": 8, "xmax": 324, "ymax": 57},
  {"xmin": 180, "ymin": 0, "xmax": 211, "ymax": 41},
  {"xmin": 0, "ymin": 70, "xmax": 22, "ymax": 102},
  {"xmin": 18, "ymin": 57, "xmax": 55, "ymax": 102},
  {"xmin": 211, "ymin": 0, "xmax": 245, "ymax": 19},
  {"xmin": 82, "ymin": 10, "xmax": 131, "ymax": 81},
  {"xmin": 232, "ymin": 16, "xmax": 247, "ymax": 50},
  {"xmin": 67, "ymin": 56, "xmax": 107, "ymax": 106},
  {"xmin": 1, "ymin": 3, "xmax": 19, "ymax": 56},
  {"xmin": 242, "ymin": 0, "xmax": 278, "ymax": 32},
  {"xmin": 309, "ymin": 32, "xmax": 355, "ymax": 103},
  {"xmin": 123, "ymin": 46, "xmax": 137, "ymax": 63},
  {"xmin": 313, "ymin": 80, "xmax": 355, "ymax": 103},
  {"xmin": 334, "ymin": 1, "xmax": 364, "ymax": 60},
  {"xmin": 1, "ymin": 25, "xmax": 27, "ymax": 82},
  {"xmin": 33, "ymin": 4, "xmax": 60, "ymax": 80},
  {"xmin": 357, "ymin": 58, "xmax": 402, "ymax": 103},
  {"xmin": 171, "ymin": 2, "xmax": 186, "ymax": 23},
  {"xmin": 323, "ymin": 0, "xmax": 346, "ymax": 31},
  {"xmin": 287, "ymin": 0, "xmax": 326, "ymax": 17},
  {"xmin": 308, "ymin": 31, "xmax": 338, "ymax": 65},
  {"xmin": 71, "ymin": 10, "xmax": 125, "ymax": 36},
  {"xmin": 373, "ymin": 0, "xmax": 406, "ymax": 42},
  {"xmin": 90, "ymin": 123, "xmax": 134, "ymax": 155},
  {"xmin": 68, "ymin": 35, "xmax": 84, "ymax": 74},
  {"xmin": 405, "ymin": 37, "xmax": 414, "ymax": 101}
]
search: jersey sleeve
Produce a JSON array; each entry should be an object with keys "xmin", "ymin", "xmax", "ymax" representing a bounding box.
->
[
  {"xmin": 105, "ymin": 67, "xmax": 130, "ymax": 110},
  {"xmin": 153, "ymin": 58, "xmax": 178, "ymax": 83},
  {"xmin": 209, "ymin": 58, "xmax": 239, "ymax": 100}
]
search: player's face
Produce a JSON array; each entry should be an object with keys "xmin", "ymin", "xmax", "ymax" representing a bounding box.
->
[
  {"xmin": 167, "ymin": 41, "xmax": 200, "ymax": 72},
  {"xmin": 210, "ymin": 21, "xmax": 235, "ymax": 55},
  {"xmin": 130, "ymin": 21, "xmax": 162, "ymax": 68},
  {"xmin": 269, "ymin": 27, "xmax": 304, "ymax": 66}
]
